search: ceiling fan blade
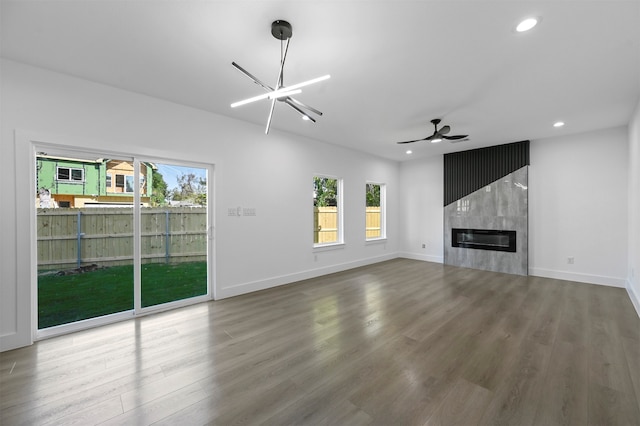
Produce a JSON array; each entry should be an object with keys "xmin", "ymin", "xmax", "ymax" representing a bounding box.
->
[
  {"xmin": 397, "ymin": 137, "xmax": 430, "ymax": 144},
  {"xmin": 232, "ymin": 62, "xmax": 274, "ymax": 92},
  {"xmin": 449, "ymin": 138, "xmax": 470, "ymax": 143},
  {"xmin": 265, "ymin": 98, "xmax": 277, "ymax": 134},
  {"xmin": 284, "ymin": 99, "xmax": 317, "ymax": 122},
  {"xmin": 439, "ymin": 125, "xmax": 450, "ymax": 135},
  {"xmin": 442, "ymin": 134, "xmax": 468, "ymax": 140}
]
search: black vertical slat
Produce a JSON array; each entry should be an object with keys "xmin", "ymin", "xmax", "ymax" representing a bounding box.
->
[{"xmin": 443, "ymin": 140, "xmax": 529, "ymax": 206}]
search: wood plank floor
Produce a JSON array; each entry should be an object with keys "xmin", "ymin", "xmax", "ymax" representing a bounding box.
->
[{"xmin": 2, "ymin": 259, "xmax": 639, "ymax": 425}]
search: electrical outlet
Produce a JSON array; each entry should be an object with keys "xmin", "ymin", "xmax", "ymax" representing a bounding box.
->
[{"xmin": 567, "ymin": 256, "xmax": 574, "ymax": 264}]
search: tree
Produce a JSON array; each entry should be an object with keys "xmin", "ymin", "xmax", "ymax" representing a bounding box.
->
[
  {"xmin": 314, "ymin": 177, "xmax": 337, "ymax": 206},
  {"xmin": 150, "ymin": 169, "xmax": 168, "ymax": 206},
  {"xmin": 169, "ymin": 172, "xmax": 207, "ymax": 206},
  {"xmin": 366, "ymin": 183, "xmax": 381, "ymax": 207}
]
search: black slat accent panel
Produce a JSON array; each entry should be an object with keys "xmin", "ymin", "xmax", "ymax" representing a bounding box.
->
[{"xmin": 444, "ymin": 140, "xmax": 529, "ymax": 206}]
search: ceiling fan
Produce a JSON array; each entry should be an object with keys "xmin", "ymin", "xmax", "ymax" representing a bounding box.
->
[
  {"xmin": 231, "ymin": 20, "xmax": 330, "ymax": 134},
  {"xmin": 396, "ymin": 119, "xmax": 469, "ymax": 144}
]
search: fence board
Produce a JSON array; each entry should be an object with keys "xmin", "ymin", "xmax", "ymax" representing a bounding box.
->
[
  {"xmin": 314, "ymin": 207, "xmax": 338, "ymax": 244},
  {"xmin": 37, "ymin": 207, "xmax": 207, "ymax": 271},
  {"xmin": 312, "ymin": 206, "xmax": 382, "ymax": 244},
  {"xmin": 366, "ymin": 207, "xmax": 381, "ymax": 238}
]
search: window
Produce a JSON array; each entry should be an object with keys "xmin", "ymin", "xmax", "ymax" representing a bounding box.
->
[
  {"xmin": 115, "ymin": 174, "xmax": 125, "ymax": 189},
  {"xmin": 313, "ymin": 176, "xmax": 343, "ymax": 246},
  {"xmin": 114, "ymin": 173, "xmax": 142, "ymax": 193},
  {"xmin": 125, "ymin": 175, "xmax": 134, "ymax": 193},
  {"xmin": 366, "ymin": 183, "xmax": 386, "ymax": 240},
  {"xmin": 106, "ymin": 173, "xmax": 112, "ymax": 189},
  {"xmin": 56, "ymin": 167, "xmax": 83, "ymax": 182}
]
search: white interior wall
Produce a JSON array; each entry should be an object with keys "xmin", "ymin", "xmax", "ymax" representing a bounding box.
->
[
  {"xmin": 529, "ymin": 126, "xmax": 629, "ymax": 287},
  {"xmin": 628, "ymin": 99, "xmax": 640, "ymax": 315},
  {"xmin": 399, "ymin": 127, "xmax": 630, "ymax": 288},
  {"xmin": 0, "ymin": 59, "xmax": 400, "ymax": 351},
  {"xmin": 398, "ymin": 155, "xmax": 444, "ymax": 262}
]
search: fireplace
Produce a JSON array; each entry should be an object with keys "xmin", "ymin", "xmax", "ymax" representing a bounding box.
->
[
  {"xmin": 451, "ymin": 228, "xmax": 516, "ymax": 253},
  {"xmin": 444, "ymin": 165, "xmax": 528, "ymax": 276}
]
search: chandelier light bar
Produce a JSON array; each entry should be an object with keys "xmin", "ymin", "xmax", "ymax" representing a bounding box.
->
[{"xmin": 230, "ymin": 75, "xmax": 329, "ymax": 108}]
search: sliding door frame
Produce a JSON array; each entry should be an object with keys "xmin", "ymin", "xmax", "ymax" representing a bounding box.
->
[{"xmin": 23, "ymin": 136, "xmax": 215, "ymax": 341}]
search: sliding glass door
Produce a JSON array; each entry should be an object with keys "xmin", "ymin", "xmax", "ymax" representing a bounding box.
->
[
  {"xmin": 35, "ymin": 147, "xmax": 212, "ymax": 334},
  {"xmin": 36, "ymin": 154, "xmax": 136, "ymax": 329},
  {"xmin": 140, "ymin": 162, "xmax": 208, "ymax": 308}
]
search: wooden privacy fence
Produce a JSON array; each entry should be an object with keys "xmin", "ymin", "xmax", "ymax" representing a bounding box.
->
[
  {"xmin": 314, "ymin": 206, "xmax": 381, "ymax": 243},
  {"xmin": 365, "ymin": 207, "xmax": 381, "ymax": 239},
  {"xmin": 37, "ymin": 207, "xmax": 207, "ymax": 271}
]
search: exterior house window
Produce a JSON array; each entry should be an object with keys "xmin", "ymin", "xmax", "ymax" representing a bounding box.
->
[
  {"xmin": 115, "ymin": 174, "xmax": 125, "ymax": 189},
  {"xmin": 366, "ymin": 183, "xmax": 386, "ymax": 240},
  {"xmin": 106, "ymin": 173, "xmax": 112, "ymax": 189},
  {"xmin": 313, "ymin": 176, "xmax": 343, "ymax": 246},
  {"xmin": 114, "ymin": 173, "xmax": 142, "ymax": 193},
  {"xmin": 56, "ymin": 167, "xmax": 84, "ymax": 182},
  {"xmin": 125, "ymin": 176, "xmax": 134, "ymax": 193}
]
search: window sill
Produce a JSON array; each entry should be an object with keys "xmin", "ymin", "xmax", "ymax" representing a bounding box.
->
[
  {"xmin": 365, "ymin": 238, "xmax": 387, "ymax": 245},
  {"xmin": 313, "ymin": 242, "xmax": 345, "ymax": 252}
]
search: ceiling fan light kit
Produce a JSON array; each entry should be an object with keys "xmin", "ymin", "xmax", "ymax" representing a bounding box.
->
[
  {"xmin": 231, "ymin": 20, "xmax": 330, "ymax": 134},
  {"xmin": 516, "ymin": 17, "xmax": 538, "ymax": 32}
]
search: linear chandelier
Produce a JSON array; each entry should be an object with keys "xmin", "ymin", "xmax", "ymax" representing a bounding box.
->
[{"xmin": 231, "ymin": 20, "xmax": 330, "ymax": 134}]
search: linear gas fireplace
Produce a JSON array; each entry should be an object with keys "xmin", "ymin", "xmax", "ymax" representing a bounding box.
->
[
  {"xmin": 452, "ymin": 229, "xmax": 516, "ymax": 253},
  {"xmin": 444, "ymin": 164, "xmax": 528, "ymax": 276}
]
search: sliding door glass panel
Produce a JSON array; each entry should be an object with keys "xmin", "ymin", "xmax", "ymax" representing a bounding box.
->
[
  {"xmin": 36, "ymin": 154, "xmax": 134, "ymax": 329},
  {"xmin": 140, "ymin": 162, "xmax": 208, "ymax": 308}
]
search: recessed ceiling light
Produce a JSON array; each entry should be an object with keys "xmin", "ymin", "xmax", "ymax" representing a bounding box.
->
[
  {"xmin": 516, "ymin": 17, "xmax": 538, "ymax": 32},
  {"xmin": 406, "ymin": 150, "xmax": 412, "ymax": 155},
  {"xmin": 553, "ymin": 121, "xmax": 565, "ymax": 128}
]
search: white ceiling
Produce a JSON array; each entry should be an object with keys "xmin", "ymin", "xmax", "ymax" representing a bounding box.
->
[{"xmin": 2, "ymin": 1, "xmax": 639, "ymax": 162}]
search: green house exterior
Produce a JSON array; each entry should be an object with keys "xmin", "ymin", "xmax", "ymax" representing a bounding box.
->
[{"xmin": 36, "ymin": 155, "xmax": 153, "ymax": 207}]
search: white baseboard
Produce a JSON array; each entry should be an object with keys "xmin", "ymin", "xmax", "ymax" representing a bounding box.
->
[
  {"xmin": 528, "ymin": 267, "xmax": 626, "ymax": 288},
  {"xmin": 398, "ymin": 252, "xmax": 444, "ymax": 264},
  {"xmin": 627, "ymin": 279, "xmax": 640, "ymax": 319},
  {"xmin": 217, "ymin": 253, "xmax": 398, "ymax": 299},
  {"xmin": 0, "ymin": 331, "xmax": 32, "ymax": 352}
]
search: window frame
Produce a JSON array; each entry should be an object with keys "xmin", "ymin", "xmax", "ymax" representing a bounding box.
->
[
  {"xmin": 365, "ymin": 181, "xmax": 386, "ymax": 242},
  {"xmin": 56, "ymin": 166, "xmax": 84, "ymax": 183},
  {"xmin": 313, "ymin": 175, "xmax": 344, "ymax": 249}
]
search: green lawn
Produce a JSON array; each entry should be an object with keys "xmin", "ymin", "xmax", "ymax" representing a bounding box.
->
[{"xmin": 38, "ymin": 262, "xmax": 207, "ymax": 329}]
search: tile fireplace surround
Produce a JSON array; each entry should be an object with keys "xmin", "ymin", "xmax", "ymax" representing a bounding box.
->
[{"xmin": 444, "ymin": 166, "xmax": 528, "ymax": 276}]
